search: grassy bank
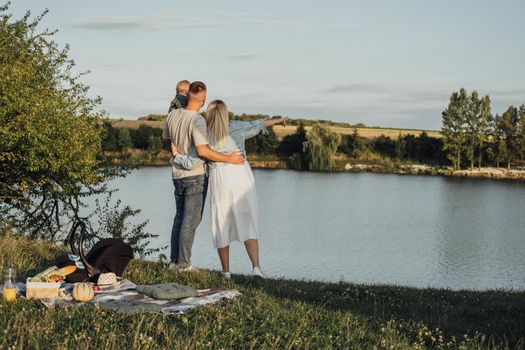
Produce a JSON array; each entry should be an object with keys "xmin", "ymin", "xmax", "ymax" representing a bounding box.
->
[
  {"xmin": 102, "ymin": 150, "xmax": 525, "ymax": 181},
  {"xmin": 1, "ymin": 236, "xmax": 524, "ymax": 349}
]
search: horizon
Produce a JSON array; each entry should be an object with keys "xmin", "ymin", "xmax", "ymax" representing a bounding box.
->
[{"xmin": 9, "ymin": 0, "xmax": 525, "ymax": 130}]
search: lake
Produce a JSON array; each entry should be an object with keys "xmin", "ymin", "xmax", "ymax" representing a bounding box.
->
[{"xmin": 100, "ymin": 167, "xmax": 525, "ymax": 291}]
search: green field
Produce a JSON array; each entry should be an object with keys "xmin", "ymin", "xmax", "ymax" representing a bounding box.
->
[{"xmin": 1, "ymin": 235, "xmax": 524, "ymax": 349}]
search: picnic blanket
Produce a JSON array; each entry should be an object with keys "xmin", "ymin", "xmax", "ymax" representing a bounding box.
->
[{"xmin": 17, "ymin": 280, "xmax": 242, "ymax": 315}]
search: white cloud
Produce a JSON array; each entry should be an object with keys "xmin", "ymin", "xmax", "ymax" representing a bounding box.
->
[{"xmin": 67, "ymin": 14, "xmax": 378, "ymax": 31}]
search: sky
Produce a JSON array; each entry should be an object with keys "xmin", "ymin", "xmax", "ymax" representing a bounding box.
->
[{"xmin": 8, "ymin": 0, "xmax": 525, "ymax": 129}]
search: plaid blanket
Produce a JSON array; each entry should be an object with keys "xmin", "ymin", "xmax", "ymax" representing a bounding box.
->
[{"xmin": 37, "ymin": 280, "xmax": 242, "ymax": 315}]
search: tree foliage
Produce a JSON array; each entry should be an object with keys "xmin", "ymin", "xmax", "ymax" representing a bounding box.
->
[
  {"xmin": 0, "ymin": 4, "xmax": 112, "ymax": 239},
  {"xmin": 499, "ymin": 106, "xmax": 520, "ymax": 170},
  {"xmin": 442, "ymin": 89, "xmax": 468, "ymax": 171},
  {"xmin": 303, "ymin": 124, "xmax": 341, "ymax": 171},
  {"xmin": 518, "ymin": 105, "xmax": 525, "ymax": 169},
  {"xmin": 441, "ymin": 87, "xmax": 525, "ymax": 170},
  {"xmin": 0, "ymin": 5, "xmax": 155, "ymax": 253},
  {"xmin": 245, "ymin": 126, "xmax": 279, "ymax": 155},
  {"xmin": 0, "ymin": 5, "xmax": 103, "ymax": 204}
]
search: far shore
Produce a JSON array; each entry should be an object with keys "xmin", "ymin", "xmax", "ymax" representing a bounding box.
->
[{"xmin": 103, "ymin": 150, "xmax": 525, "ymax": 181}]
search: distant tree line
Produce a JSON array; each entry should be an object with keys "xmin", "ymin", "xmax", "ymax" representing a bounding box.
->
[
  {"xmin": 138, "ymin": 111, "xmax": 369, "ymax": 129},
  {"xmin": 442, "ymin": 88, "xmax": 525, "ymax": 170},
  {"xmin": 102, "ymin": 122, "xmax": 166, "ymax": 152},
  {"xmin": 102, "ymin": 118, "xmax": 448, "ymax": 171},
  {"xmin": 275, "ymin": 123, "xmax": 446, "ymax": 171}
]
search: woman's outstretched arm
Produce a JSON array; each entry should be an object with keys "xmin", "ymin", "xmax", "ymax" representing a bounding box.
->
[{"xmin": 263, "ymin": 117, "xmax": 287, "ymax": 128}]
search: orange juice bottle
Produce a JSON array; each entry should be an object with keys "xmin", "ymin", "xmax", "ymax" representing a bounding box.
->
[
  {"xmin": 2, "ymin": 268, "xmax": 17, "ymax": 303},
  {"xmin": 2, "ymin": 286, "xmax": 16, "ymax": 302}
]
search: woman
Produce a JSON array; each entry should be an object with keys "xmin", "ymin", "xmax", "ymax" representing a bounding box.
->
[{"xmin": 171, "ymin": 100, "xmax": 286, "ymax": 278}]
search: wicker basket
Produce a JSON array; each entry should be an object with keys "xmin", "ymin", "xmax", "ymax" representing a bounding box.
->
[{"xmin": 26, "ymin": 280, "xmax": 60, "ymax": 300}]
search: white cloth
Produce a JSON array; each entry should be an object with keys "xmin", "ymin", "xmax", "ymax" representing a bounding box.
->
[{"xmin": 208, "ymin": 161, "xmax": 259, "ymax": 249}]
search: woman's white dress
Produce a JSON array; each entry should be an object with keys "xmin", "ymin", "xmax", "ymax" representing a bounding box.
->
[
  {"xmin": 207, "ymin": 120, "xmax": 267, "ymax": 248},
  {"xmin": 170, "ymin": 119, "xmax": 267, "ymax": 249},
  {"xmin": 208, "ymin": 161, "xmax": 259, "ymax": 248}
]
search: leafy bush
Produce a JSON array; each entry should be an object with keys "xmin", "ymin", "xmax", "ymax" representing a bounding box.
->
[{"xmin": 92, "ymin": 194, "xmax": 163, "ymax": 258}]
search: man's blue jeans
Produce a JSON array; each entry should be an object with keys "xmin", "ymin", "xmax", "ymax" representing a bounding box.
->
[{"xmin": 170, "ymin": 174, "xmax": 208, "ymax": 266}]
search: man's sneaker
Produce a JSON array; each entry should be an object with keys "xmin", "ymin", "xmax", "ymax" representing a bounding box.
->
[
  {"xmin": 222, "ymin": 271, "xmax": 231, "ymax": 279},
  {"xmin": 169, "ymin": 263, "xmax": 199, "ymax": 272},
  {"xmin": 180, "ymin": 265, "xmax": 199, "ymax": 272},
  {"xmin": 252, "ymin": 266, "xmax": 265, "ymax": 278}
]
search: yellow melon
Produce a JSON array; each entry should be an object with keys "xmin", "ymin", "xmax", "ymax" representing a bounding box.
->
[{"xmin": 72, "ymin": 282, "xmax": 94, "ymax": 302}]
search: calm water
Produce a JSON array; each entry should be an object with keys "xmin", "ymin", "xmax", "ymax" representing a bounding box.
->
[{"xmin": 99, "ymin": 167, "xmax": 525, "ymax": 291}]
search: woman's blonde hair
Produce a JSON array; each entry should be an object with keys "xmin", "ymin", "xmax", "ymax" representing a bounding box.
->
[{"xmin": 205, "ymin": 100, "xmax": 230, "ymax": 148}]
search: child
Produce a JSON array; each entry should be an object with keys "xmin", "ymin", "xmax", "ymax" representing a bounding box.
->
[{"xmin": 168, "ymin": 80, "xmax": 190, "ymax": 113}]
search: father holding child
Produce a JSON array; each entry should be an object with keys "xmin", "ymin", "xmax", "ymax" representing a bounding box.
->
[{"xmin": 162, "ymin": 81, "xmax": 244, "ymax": 270}]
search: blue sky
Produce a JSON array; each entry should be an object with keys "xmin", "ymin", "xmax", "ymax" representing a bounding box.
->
[{"xmin": 9, "ymin": 0, "xmax": 525, "ymax": 129}]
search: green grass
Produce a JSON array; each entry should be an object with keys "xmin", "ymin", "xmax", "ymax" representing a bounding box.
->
[{"xmin": 1, "ymin": 235, "xmax": 524, "ymax": 349}]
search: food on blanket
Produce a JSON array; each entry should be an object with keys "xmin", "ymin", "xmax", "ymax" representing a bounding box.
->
[
  {"xmin": 32, "ymin": 265, "xmax": 76, "ymax": 283},
  {"xmin": 32, "ymin": 266, "xmax": 59, "ymax": 282},
  {"xmin": 72, "ymin": 282, "xmax": 94, "ymax": 302},
  {"xmin": 58, "ymin": 265, "xmax": 77, "ymax": 276},
  {"xmin": 46, "ymin": 265, "xmax": 78, "ymax": 282}
]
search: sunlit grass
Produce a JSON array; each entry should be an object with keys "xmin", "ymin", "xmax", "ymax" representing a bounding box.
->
[
  {"xmin": 1, "ymin": 235, "xmax": 523, "ymax": 349},
  {"xmin": 272, "ymin": 125, "xmax": 442, "ymax": 141}
]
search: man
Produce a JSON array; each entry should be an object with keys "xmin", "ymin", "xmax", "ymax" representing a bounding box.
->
[
  {"xmin": 162, "ymin": 81, "xmax": 244, "ymax": 270},
  {"xmin": 168, "ymin": 80, "xmax": 190, "ymax": 113}
]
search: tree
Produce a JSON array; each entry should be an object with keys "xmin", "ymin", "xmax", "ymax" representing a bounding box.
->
[
  {"xmin": 416, "ymin": 132, "xmax": 433, "ymax": 163},
  {"xmin": 278, "ymin": 122, "xmax": 307, "ymax": 170},
  {"xmin": 349, "ymin": 128, "xmax": 365, "ymax": 158},
  {"xmin": 132, "ymin": 124, "xmax": 155, "ymax": 149},
  {"xmin": 277, "ymin": 122, "xmax": 306, "ymax": 155},
  {"xmin": 372, "ymin": 135, "xmax": 395, "ymax": 158},
  {"xmin": 147, "ymin": 134, "xmax": 162, "ymax": 152},
  {"xmin": 0, "ymin": 5, "xmax": 110, "ymax": 237},
  {"xmin": 477, "ymin": 95, "xmax": 492, "ymax": 169},
  {"xmin": 465, "ymin": 91, "xmax": 481, "ymax": 170},
  {"xmin": 245, "ymin": 126, "xmax": 279, "ymax": 155},
  {"xmin": 499, "ymin": 106, "xmax": 519, "ymax": 170},
  {"xmin": 117, "ymin": 128, "xmax": 132, "ymax": 151},
  {"xmin": 303, "ymin": 124, "xmax": 341, "ymax": 171},
  {"xmin": 395, "ymin": 132, "xmax": 406, "ymax": 160},
  {"xmin": 0, "ymin": 6, "xmax": 155, "ymax": 254},
  {"xmin": 442, "ymin": 89, "xmax": 468, "ymax": 171},
  {"xmin": 519, "ymin": 105, "xmax": 525, "ymax": 170},
  {"xmin": 488, "ymin": 114, "xmax": 507, "ymax": 168},
  {"xmin": 101, "ymin": 122, "xmax": 119, "ymax": 150},
  {"xmin": 403, "ymin": 134, "xmax": 418, "ymax": 162}
]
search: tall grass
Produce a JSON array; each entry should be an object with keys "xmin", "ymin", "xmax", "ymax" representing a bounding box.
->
[{"xmin": 1, "ymin": 235, "xmax": 524, "ymax": 349}]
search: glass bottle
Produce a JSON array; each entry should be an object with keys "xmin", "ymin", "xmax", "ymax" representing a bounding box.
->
[{"xmin": 2, "ymin": 268, "xmax": 17, "ymax": 302}]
